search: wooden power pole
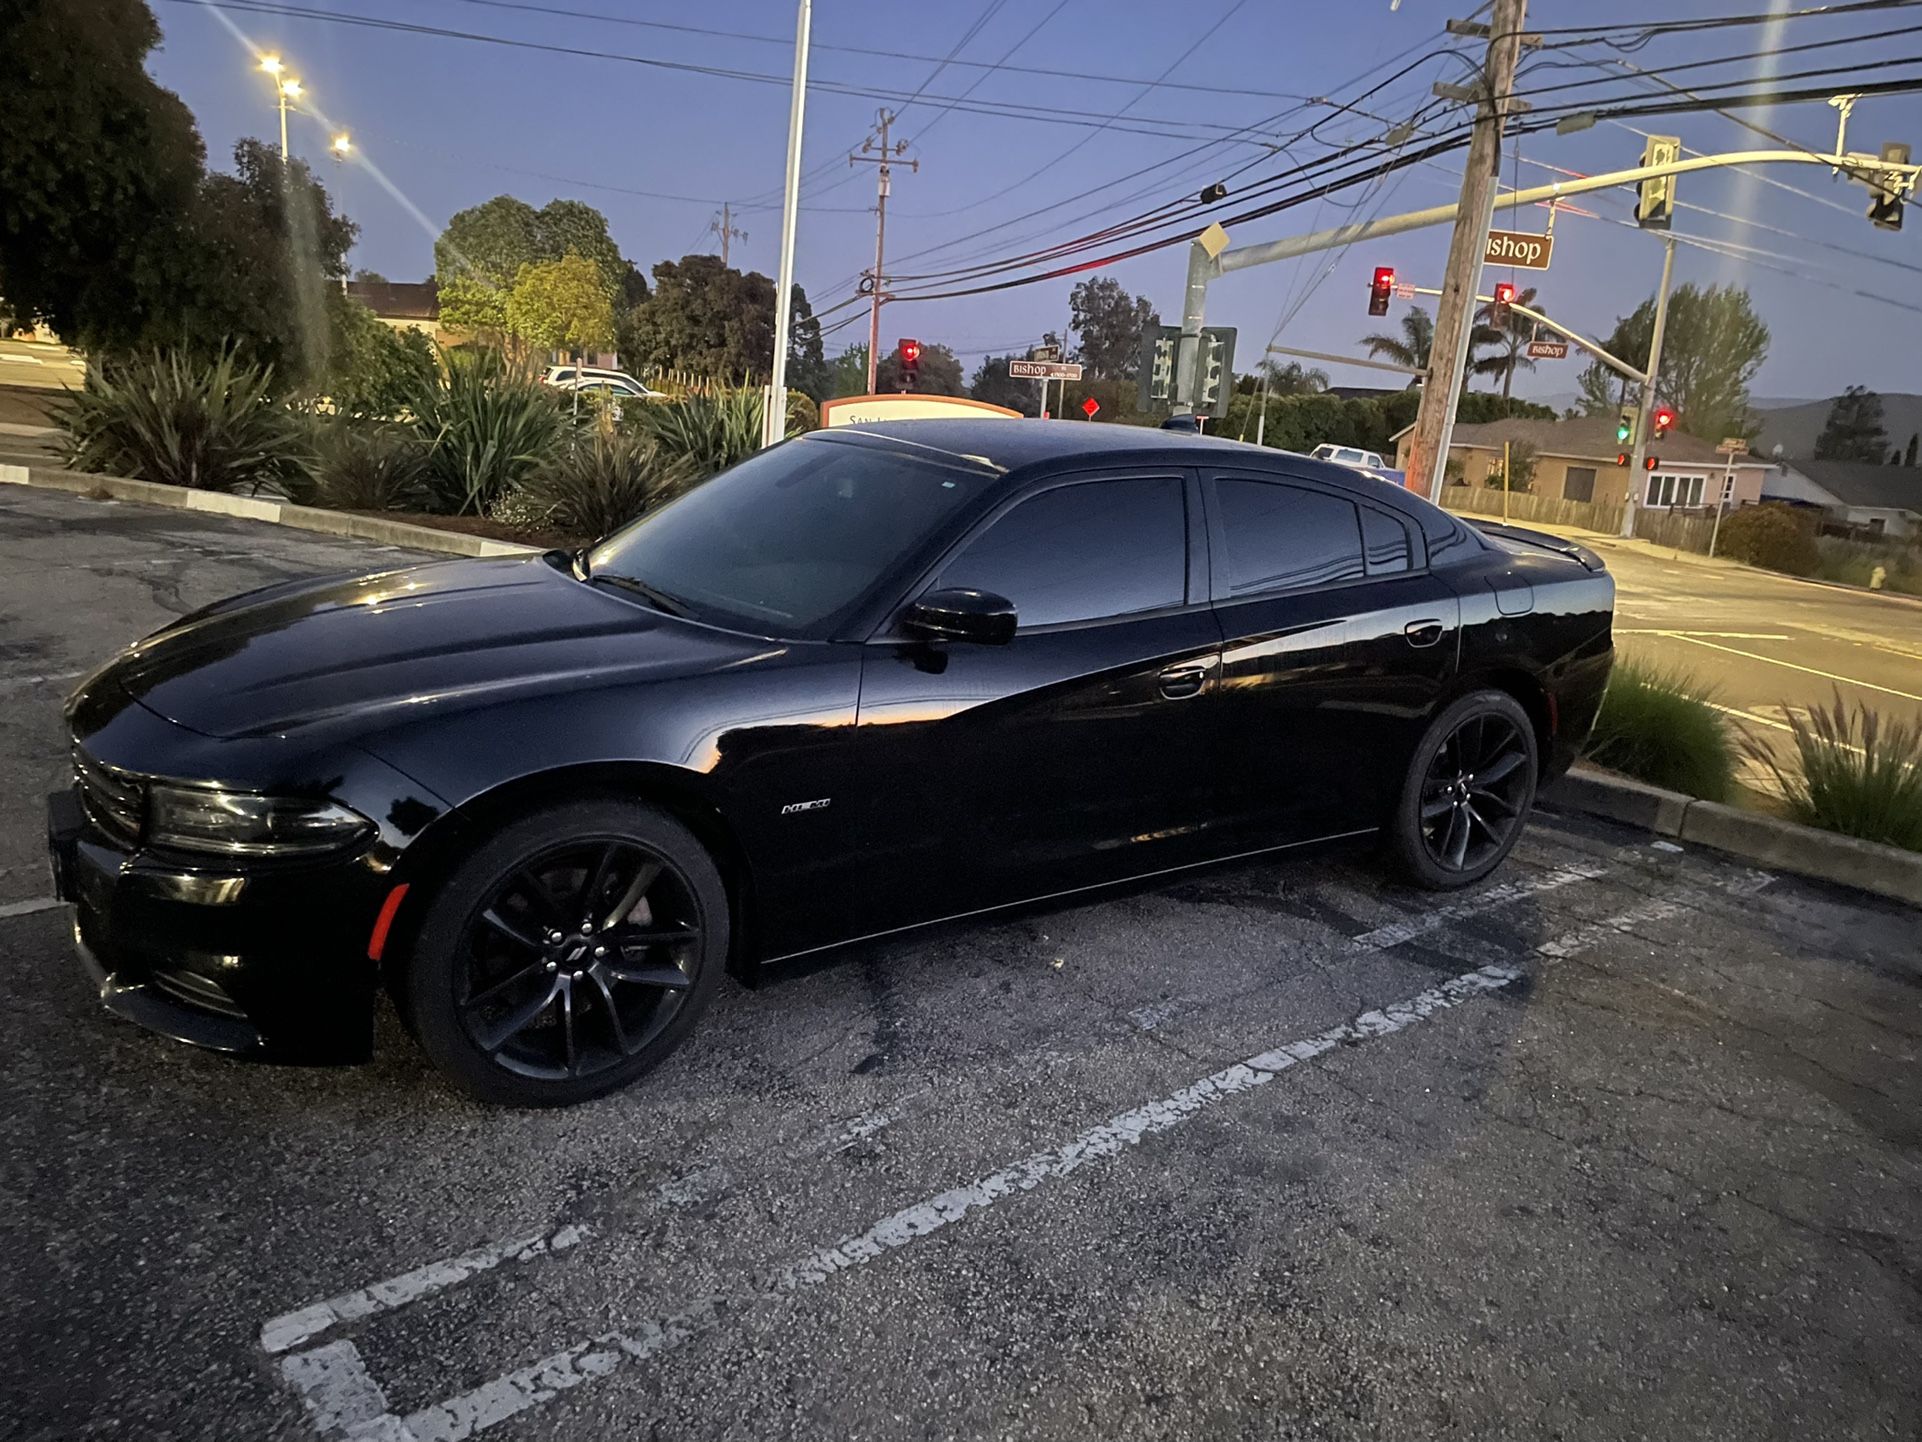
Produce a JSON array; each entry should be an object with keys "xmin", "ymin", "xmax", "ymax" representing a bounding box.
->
[
  {"xmin": 708, "ymin": 202, "xmax": 747, "ymax": 268},
  {"xmin": 850, "ymin": 109, "xmax": 916, "ymax": 394},
  {"xmin": 1402, "ymin": 0, "xmax": 1529, "ymax": 501}
]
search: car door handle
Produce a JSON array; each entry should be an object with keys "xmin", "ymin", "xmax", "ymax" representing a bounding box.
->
[
  {"xmin": 1157, "ymin": 661, "xmax": 1213, "ymax": 699},
  {"xmin": 1404, "ymin": 619, "xmax": 1445, "ymax": 649}
]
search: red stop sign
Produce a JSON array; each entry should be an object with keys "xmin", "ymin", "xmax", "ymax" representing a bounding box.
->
[{"xmin": 1081, "ymin": 396, "xmax": 1100, "ymax": 418}]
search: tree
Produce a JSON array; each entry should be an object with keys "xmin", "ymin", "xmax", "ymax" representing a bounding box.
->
[
  {"xmin": 1471, "ymin": 286, "xmax": 1539, "ymax": 400},
  {"xmin": 434, "ymin": 195, "xmax": 625, "ymax": 337},
  {"xmin": 970, "ymin": 355, "xmax": 1042, "ymax": 416},
  {"xmin": 0, "ymin": 0, "xmax": 206, "ymax": 351},
  {"xmin": 1813, "ymin": 385, "xmax": 1889, "ymax": 463},
  {"xmin": 877, "ymin": 341, "xmax": 965, "ymax": 396},
  {"xmin": 827, "ymin": 343, "xmax": 869, "ymax": 398},
  {"xmin": 786, "ymin": 286, "xmax": 830, "ymax": 402},
  {"xmin": 624, "ymin": 254, "xmax": 778, "ymax": 377},
  {"xmin": 1362, "ymin": 307, "xmax": 1435, "ymax": 370},
  {"xmin": 506, "ymin": 254, "xmax": 615, "ymax": 357},
  {"xmin": 327, "ymin": 297, "xmax": 436, "ymax": 417},
  {"xmin": 1258, "ymin": 358, "xmax": 1330, "ymax": 395},
  {"xmin": 1576, "ymin": 284, "xmax": 1769, "ymax": 440},
  {"xmin": 1908, "ymin": 433, "xmax": 1919, "ymax": 468},
  {"xmin": 1069, "ymin": 277, "xmax": 1158, "ymax": 379}
]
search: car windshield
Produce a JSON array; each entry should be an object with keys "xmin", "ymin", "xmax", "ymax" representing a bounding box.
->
[{"xmin": 585, "ymin": 434, "xmax": 1000, "ymax": 637}]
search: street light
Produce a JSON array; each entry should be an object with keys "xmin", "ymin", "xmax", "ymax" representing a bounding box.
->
[
  {"xmin": 257, "ymin": 53, "xmax": 282, "ymax": 76},
  {"xmin": 330, "ymin": 132, "xmax": 352, "ymax": 160},
  {"xmin": 259, "ymin": 57, "xmax": 304, "ymax": 161}
]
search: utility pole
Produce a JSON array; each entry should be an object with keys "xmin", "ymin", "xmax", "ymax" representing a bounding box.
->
[
  {"xmin": 761, "ymin": 0, "xmax": 811, "ymax": 450},
  {"xmin": 1399, "ymin": 0, "xmax": 1528, "ymax": 501},
  {"xmin": 1621, "ymin": 235, "xmax": 1676, "ymax": 539},
  {"xmin": 851, "ymin": 109, "xmax": 916, "ymax": 393},
  {"xmin": 708, "ymin": 202, "xmax": 747, "ymax": 268}
]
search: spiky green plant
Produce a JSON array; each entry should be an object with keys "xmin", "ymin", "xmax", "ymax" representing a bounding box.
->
[
  {"xmin": 308, "ymin": 420, "xmax": 430, "ymax": 512},
  {"xmin": 1746, "ymin": 693, "xmax": 1922, "ymax": 851},
  {"xmin": 1585, "ymin": 660, "xmax": 1737, "ymax": 801},
  {"xmin": 630, "ymin": 387, "xmax": 766, "ymax": 480},
  {"xmin": 517, "ymin": 428, "xmax": 690, "ymax": 540},
  {"xmin": 55, "ymin": 349, "xmax": 310, "ymax": 494},
  {"xmin": 405, "ymin": 346, "xmax": 565, "ymax": 515}
]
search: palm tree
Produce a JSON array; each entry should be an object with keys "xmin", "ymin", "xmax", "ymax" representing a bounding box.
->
[
  {"xmin": 1471, "ymin": 285, "xmax": 1539, "ymax": 400},
  {"xmin": 1361, "ymin": 306, "xmax": 1434, "ymax": 369},
  {"xmin": 1256, "ymin": 357, "xmax": 1330, "ymax": 395}
]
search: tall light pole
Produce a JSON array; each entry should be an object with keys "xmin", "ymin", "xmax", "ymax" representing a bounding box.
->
[
  {"xmin": 761, "ymin": 0, "xmax": 812, "ymax": 449},
  {"xmin": 259, "ymin": 57, "xmax": 302, "ymax": 162}
]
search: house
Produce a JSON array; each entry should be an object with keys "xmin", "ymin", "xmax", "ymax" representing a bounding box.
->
[
  {"xmin": 1392, "ymin": 413, "xmax": 1770, "ymax": 513},
  {"xmin": 1759, "ymin": 457, "xmax": 1922, "ymax": 538},
  {"xmin": 343, "ymin": 279, "xmax": 442, "ymax": 340}
]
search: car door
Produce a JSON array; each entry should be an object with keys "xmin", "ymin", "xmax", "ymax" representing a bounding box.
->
[
  {"xmin": 851, "ymin": 469, "xmax": 1224, "ymax": 931},
  {"xmin": 1202, "ymin": 469, "xmax": 1461, "ymax": 847}
]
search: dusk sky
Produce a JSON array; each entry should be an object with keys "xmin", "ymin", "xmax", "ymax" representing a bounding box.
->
[{"xmin": 146, "ymin": 0, "xmax": 1922, "ymax": 406}]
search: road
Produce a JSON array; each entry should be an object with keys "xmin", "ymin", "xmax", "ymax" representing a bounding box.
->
[
  {"xmin": 0, "ymin": 337, "xmax": 87, "ymax": 393},
  {"xmin": 1, "ymin": 489, "xmax": 1919, "ymax": 1442}
]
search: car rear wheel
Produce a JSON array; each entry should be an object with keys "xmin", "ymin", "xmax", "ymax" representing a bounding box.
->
[
  {"xmin": 1389, "ymin": 689, "xmax": 1538, "ymax": 890},
  {"xmin": 403, "ymin": 800, "xmax": 727, "ymax": 1106}
]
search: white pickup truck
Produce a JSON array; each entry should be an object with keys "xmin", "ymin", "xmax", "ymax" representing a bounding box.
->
[{"xmin": 1310, "ymin": 442, "xmax": 1388, "ymax": 470}]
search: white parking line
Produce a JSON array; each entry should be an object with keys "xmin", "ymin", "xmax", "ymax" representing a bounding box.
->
[
  {"xmin": 0, "ymin": 669, "xmax": 83, "ymax": 692},
  {"xmin": 264, "ymin": 856, "xmax": 1632, "ymax": 1439},
  {"xmin": 0, "ymin": 897, "xmax": 64, "ymax": 921},
  {"xmin": 1662, "ymin": 633, "xmax": 1922, "ymax": 704}
]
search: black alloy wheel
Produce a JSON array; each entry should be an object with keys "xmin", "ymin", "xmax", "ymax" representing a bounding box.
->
[
  {"xmin": 403, "ymin": 800, "xmax": 727, "ymax": 1106},
  {"xmin": 1391, "ymin": 689, "xmax": 1538, "ymax": 890}
]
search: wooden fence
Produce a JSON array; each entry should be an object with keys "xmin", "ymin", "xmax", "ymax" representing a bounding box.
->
[{"xmin": 1438, "ymin": 485, "xmax": 1625, "ymax": 535}]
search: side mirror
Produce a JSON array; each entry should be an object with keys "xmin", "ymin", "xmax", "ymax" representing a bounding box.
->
[{"xmin": 903, "ymin": 588, "xmax": 1017, "ymax": 645}]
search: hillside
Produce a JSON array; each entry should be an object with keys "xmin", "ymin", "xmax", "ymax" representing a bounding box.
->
[{"xmin": 1751, "ymin": 392, "xmax": 1922, "ymax": 461}]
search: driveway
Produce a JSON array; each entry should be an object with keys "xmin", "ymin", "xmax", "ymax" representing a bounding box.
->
[{"xmin": 1, "ymin": 489, "xmax": 1917, "ymax": 1441}]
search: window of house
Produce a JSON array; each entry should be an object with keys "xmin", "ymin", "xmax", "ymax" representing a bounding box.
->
[
  {"xmin": 1563, "ymin": 466, "xmax": 1596, "ymax": 503},
  {"xmin": 1645, "ymin": 472, "xmax": 1706, "ymax": 508},
  {"xmin": 938, "ymin": 477, "xmax": 1187, "ymax": 628}
]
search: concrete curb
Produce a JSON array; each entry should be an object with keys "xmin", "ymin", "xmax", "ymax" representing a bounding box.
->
[
  {"xmin": 1544, "ymin": 765, "xmax": 1922, "ymax": 909},
  {"xmin": 0, "ymin": 462, "xmax": 539, "ymax": 559}
]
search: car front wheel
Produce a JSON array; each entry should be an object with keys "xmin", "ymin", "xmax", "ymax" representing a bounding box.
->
[
  {"xmin": 402, "ymin": 799, "xmax": 727, "ymax": 1106},
  {"xmin": 1389, "ymin": 689, "xmax": 1538, "ymax": 890}
]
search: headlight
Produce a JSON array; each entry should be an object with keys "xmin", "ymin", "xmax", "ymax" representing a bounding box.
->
[{"xmin": 145, "ymin": 783, "xmax": 373, "ymax": 857}]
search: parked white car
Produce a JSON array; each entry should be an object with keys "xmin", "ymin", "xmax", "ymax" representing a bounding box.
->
[
  {"xmin": 1310, "ymin": 443, "xmax": 1389, "ymax": 471},
  {"xmin": 541, "ymin": 365, "xmax": 663, "ymax": 400}
]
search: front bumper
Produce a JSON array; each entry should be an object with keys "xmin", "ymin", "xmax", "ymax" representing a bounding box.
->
[{"xmin": 46, "ymin": 787, "xmax": 386, "ymax": 1064}]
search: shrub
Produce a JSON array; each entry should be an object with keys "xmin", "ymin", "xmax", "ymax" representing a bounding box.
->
[
  {"xmin": 405, "ymin": 346, "xmax": 565, "ymax": 514},
  {"xmin": 308, "ymin": 420, "xmax": 429, "ymax": 511},
  {"xmin": 1809, "ymin": 536, "xmax": 1922, "ymax": 596},
  {"xmin": 517, "ymin": 429, "xmax": 689, "ymax": 539},
  {"xmin": 1585, "ymin": 660, "xmax": 1736, "ymax": 801},
  {"xmin": 632, "ymin": 387, "xmax": 768, "ymax": 479},
  {"xmin": 1714, "ymin": 502, "xmax": 1820, "ymax": 576},
  {"xmin": 55, "ymin": 348, "xmax": 310, "ymax": 494},
  {"xmin": 328, "ymin": 298, "xmax": 438, "ymax": 419},
  {"xmin": 1745, "ymin": 694, "xmax": 1922, "ymax": 851}
]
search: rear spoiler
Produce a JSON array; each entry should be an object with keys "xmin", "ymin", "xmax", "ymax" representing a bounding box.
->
[{"xmin": 1467, "ymin": 519, "xmax": 1607, "ymax": 572}]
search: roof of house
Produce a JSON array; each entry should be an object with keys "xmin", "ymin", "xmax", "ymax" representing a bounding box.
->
[
  {"xmin": 343, "ymin": 279, "xmax": 439, "ymax": 320},
  {"xmin": 1439, "ymin": 414, "xmax": 1746, "ymax": 466},
  {"xmin": 1779, "ymin": 458, "xmax": 1922, "ymax": 513}
]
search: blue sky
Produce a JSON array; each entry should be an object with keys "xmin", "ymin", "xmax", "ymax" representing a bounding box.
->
[{"xmin": 148, "ymin": 0, "xmax": 1922, "ymax": 405}]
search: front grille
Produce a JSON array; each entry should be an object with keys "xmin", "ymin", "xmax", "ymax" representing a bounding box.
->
[
  {"xmin": 149, "ymin": 966, "xmax": 249, "ymax": 1020},
  {"xmin": 73, "ymin": 744, "xmax": 145, "ymax": 844}
]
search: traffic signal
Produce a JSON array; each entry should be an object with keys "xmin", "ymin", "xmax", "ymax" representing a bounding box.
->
[
  {"xmin": 1491, "ymin": 281, "xmax": 1516, "ymax": 325},
  {"xmin": 1616, "ymin": 406, "xmax": 1639, "ymax": 445},
  {"xmin": 1637, "ymin": 134, "xmax": 1680, "ymax": 229},
  {"xmin": 1652, "ymin": 406, "xmax": 1675, "ymax": 439},
  {"xmin": 1615, "ymin": 453, "xmax": 1630, "ymax": 468},
  {"xmin": 898, "ymin": 338, "xmax": 921, "ymax": 391},
  {"xmin": 1868, "ymin": 141, "xmax": 1910, "ymax": 231},
  {"xmin": 1643, "ymin": 455, "xmax": 1659, "ymax": 471},
  {"xmin": 1368, "ymin": 266, "xmax": 1394, "ymax": 317},
  {"xmin": 1197, "ymin": 326, "xmax": 1237, "ymax": 418}
]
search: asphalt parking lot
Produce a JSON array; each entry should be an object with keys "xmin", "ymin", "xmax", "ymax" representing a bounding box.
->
[{"xmin": 2, "ymin": 488, "xmax": 1919, "ymax": 1442}]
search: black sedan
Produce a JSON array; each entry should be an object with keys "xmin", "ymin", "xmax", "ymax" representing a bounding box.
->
[{"xmin": 48, "ymin": 420, "xmax": 1613, "ymax": 1105}]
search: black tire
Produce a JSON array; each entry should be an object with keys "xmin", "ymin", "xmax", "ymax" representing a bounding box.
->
[
  {"xmin": 403, "ymin": 799, "xmax": 728, "ymax": 1106},
  {"xmin": 1388, "ymin": 689, "xmax": 1538, "ymax": 891}
]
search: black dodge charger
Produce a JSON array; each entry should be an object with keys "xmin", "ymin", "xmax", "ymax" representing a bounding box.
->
[{"xmin": 48, "ymin": 421, "xmax": 1613, "ymax": 1105}]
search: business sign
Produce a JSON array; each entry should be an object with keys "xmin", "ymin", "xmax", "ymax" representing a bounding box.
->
[
  {"xmin": 1009, "ymin": 359, "xmax": 1083, "ymax": 381},
  {"xmin": 1029, "ymin": 343, "xmax": 1060, "ymax": 363},
  {"xmin": 1484, "ymin": 230, "xmax": 1554, "ymax": 269},
  {"xmin": 818, "ymin": 394, "xmax": 1022, "ymax": 427},
  {"xmin": 1716, "ymin": 436, "xmax": 1751, "ymax": 455},
  {"xmin": 1525, "ymin": 340, "xmax": 1569, "ymax": 359}
]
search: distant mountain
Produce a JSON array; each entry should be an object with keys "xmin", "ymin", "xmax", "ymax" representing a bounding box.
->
[{"xmin": 1749, "ymin": 392, "xmax": 1922, "ymax": 461}]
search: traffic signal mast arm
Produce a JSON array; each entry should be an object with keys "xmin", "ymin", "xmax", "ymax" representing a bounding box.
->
[{"xmin": 1403, "ymin": 285, "xmax": 1647, "ymax": 384}]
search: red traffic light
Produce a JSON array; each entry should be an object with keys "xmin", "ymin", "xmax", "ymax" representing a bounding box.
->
[
  {"xmin": 1368, "ymin": 266, "xmax": 1394, "ymax": 317},
  {"xmin": 898, "ymin": 338, "xmax": 922, "ymax": 365},
  {"xmin": 1643, "ymin": 455, "xmax": 1660, "ymax": 471},
  {"xmin": 1493, "ymin": 282, "xmax": 1517, "ymax": 305},
  {"xmin": 1616, "ymin": 453, "xmax": 1630, "ymax": 467},
  {"xmin": 1652, "ymin": 406, "xmax": 1675, "ymax": 436}
]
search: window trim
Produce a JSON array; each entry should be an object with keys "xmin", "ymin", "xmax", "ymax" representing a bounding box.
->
[
  {"xmin": 1200, "ymin": 470, "xmax": 1427, "ymax": 607},
  {"xmin": 874, "ymin": 468, "xmax": 1205, "ymax": 640}
]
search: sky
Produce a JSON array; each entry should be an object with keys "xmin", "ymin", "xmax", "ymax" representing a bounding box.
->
[{"xmin": 145, "ymin": 0, "xmax": 1922, "ymax": 408}]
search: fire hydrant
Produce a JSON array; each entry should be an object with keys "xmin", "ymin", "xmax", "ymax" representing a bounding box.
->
[{"xmin": 1870, "ymin": 564, "xmax": 1888, "ymax": 591}]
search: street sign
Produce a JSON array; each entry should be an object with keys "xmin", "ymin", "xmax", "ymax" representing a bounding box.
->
[
  {"xmin": 1394, "ymin": 283, "xmax": 1417, "ymax": 300},
  {"xmin": 1716, "ymin": 436, "xmax": 1750, "ymax": 455},
  {"xmin": 1029, "ymin": 343, "xmax": 1060, "ymax": 363},
  {"xmin": 1525, "ymin": 340, "xmax": 1569, "ymax": 359},
  {"xmin": 1009, "ymin": 359, "xmax": 1083, "ymax": 381},
  {"xmin": 1081, "ymin": 396, "xmax": 1101, "ymax": 418},
  {"xmin": 1484, "ymin": 230, "xmax": 1554, "ymax": 269}
]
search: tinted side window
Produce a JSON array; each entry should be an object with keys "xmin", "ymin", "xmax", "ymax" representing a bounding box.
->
[
  {"xmin": 1361, "ymin": 506, "xmax": 1412, "ymax": 575},
  {"xmin": 938, "ymin": 477, "xmax": 1186, "ymax": 628},
  {"xmin": 1213, "ymin": 479, "xmax": 1365, "ymax": 595}
]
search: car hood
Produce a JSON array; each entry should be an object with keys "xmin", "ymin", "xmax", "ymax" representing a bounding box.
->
[{"xmin": 99, "ymin": 554, "xmax": 764, "ymax": 740}]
